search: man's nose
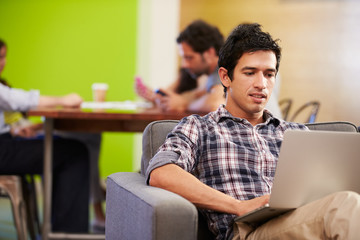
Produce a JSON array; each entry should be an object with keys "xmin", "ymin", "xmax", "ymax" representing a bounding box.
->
[
  {"xmin": 254, "ymin": 74, "xmax": 267, "ymax": 89},
  {"xmin": 181, "ymin": 59, "xmax": 190, "ymax": 69}
]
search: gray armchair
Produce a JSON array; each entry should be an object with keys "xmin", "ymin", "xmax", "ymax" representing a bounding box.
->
[{"xmin": 106, "ymin": 120, "xmax": 358, "ymax": 240}]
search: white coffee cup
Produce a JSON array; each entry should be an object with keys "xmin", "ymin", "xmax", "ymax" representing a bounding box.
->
[{"xmin": 92, "ymin": 83, "xmax": 108, "ymax": 102}]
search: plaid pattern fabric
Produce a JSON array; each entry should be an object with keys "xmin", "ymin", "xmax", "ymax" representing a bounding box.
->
[{"xmin": 151, "ymin": 105, "xmax": 308, "ymax": 239}]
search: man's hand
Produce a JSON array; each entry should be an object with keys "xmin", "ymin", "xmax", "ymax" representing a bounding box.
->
[
  {"xmin": 11, "ymin": 123, "xmax": 43, "ymax": 138},
  {"xmin": 155, "ymin": 89, "xmax": 189, "ymax": 112},
  {"xmin": 236, "ymin": 195, "xmax": 270, "ymax": 216},
  {"xmin": 60, "ymin": 93, "xmax": 83, "ymax": 108}
]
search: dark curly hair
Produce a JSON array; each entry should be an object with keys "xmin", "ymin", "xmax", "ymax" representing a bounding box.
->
[
  {"xmin": 176, "ymin": 20, "xmax": 224, "ymax": 56},
  {"xmin": 218, "ymin": 23, "xmax": 281, "ymax": 93}
]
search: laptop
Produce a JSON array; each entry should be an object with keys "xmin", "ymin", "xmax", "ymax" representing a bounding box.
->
[{"xmin": 235, "ymin": 129, "xmax": 360, "ymax": 225}]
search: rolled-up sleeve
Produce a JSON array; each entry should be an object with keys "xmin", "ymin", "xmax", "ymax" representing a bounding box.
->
[
  {"xmin": 145, "ymin": 116, "xmax": 201, "ymax": 185},
  {"xmin": 145, "ymin": 151, "xmax": 180, "ymax": 184},
  {"xmin": 0, "ymin": 84, "xmax": 39, "ymax": 111}
]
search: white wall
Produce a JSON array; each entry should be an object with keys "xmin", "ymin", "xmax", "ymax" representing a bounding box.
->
[{"xmin": 133, "ymin": 0, "xmax": 180, "ymax": 171}]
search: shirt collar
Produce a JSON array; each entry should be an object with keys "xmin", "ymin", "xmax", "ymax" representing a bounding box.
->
[
  {"xmin": 263, "ymin": 109, "xmax": 281, "ymax": 127},
  {"xmin": 211, "ymin": 105, "xmax": 281, "ymax": 127}
]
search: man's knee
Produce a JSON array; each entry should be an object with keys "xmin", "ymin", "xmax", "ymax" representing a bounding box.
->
[
  {"xmin": 323, "ymin": 191, "xmax": 360, "ymax": 239},
  {"xmin": 320, "ymin": 191, "xmax": 360, "ymax": 216},
  {"xmin": 330, "ymin": 191, "xmax": 360, "ymax": 204}
]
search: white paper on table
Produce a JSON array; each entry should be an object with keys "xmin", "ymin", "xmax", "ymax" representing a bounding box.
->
[{"xmin": 81, "ymin": 101, "xmax": 153, "ymax": 110}]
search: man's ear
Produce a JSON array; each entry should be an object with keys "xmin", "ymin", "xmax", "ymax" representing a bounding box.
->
[{"xmin": 218, "ymin": 67, "xmax": 231, "ymax": 87}]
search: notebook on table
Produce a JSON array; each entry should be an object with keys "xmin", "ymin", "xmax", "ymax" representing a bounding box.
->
[{"xmin": 235, "ymin": 130, "xmax": 360, "ymax": 225}]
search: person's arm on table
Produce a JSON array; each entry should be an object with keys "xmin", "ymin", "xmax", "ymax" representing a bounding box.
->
[
  {"xmin": 187, "ymin": 84, "xmax": 224, "ymax": 113},
  {"xmin": 9, "ymin": 94, "xmax": 82, "ymax": 137},
  {"xmin": 154, "ymin": 89, "xmax": 191, "ymax": 112},
  {"xmin": 38, "ymin": 93, "xmax": 83, "ymax": 108},
  {"xmin": 155, "ymin": 85, "xmax": 224, "ymax": 113},
  {"xmin": 149, "ymin": 163, "xmax": 269, "ymax": 216}
]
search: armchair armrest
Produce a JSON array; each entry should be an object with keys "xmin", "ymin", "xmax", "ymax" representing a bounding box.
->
[{"xmin": 106, "ymin": 172, "xmax": 199, "ymax": 240}]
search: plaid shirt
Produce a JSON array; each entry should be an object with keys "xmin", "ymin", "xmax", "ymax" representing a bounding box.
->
[{"xmin": 146, "ymin": 105, "xmax": 308, "ymax": 240}]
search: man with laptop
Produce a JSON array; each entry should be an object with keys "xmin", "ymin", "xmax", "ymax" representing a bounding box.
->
[{"xmin": 146, "ymin": 23, "xmax": 360, "ymax": 240}]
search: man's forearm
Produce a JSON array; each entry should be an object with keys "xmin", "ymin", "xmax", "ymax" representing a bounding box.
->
[
  {"xmin": 38, "ymin": 96, "xmax": 63, "ymax": 107},
  {"xmin": 149, "ymin": 164, "xmax": 241, "ymax": 215},
  {"xmin": 149, "ymin": 163, "xmax": 270, "ymax": 216},
  {"xmin": 180, "ymin": 88, "xmax": 206, "ymax": 102},
  {"xmin": 38, "ymin": 93, "xmax": 82, "ymax": 108},
  {"xmin": 187, "ymin": 85, "xmax": 225, "ymax": 112}
]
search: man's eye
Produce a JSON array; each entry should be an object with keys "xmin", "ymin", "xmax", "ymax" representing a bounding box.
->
[{"xmin": 244, "ymin": 72, "xmax": 254, "ymax": 76}]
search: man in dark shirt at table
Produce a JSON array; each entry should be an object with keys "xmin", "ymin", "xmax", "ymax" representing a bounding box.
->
[
  {"xmin": 155, "ymin": 20, "xmax": 225, "ymax": 113},
  {"xmin": 146, "ymin": 23, "xmax": 360, "ymax": 239}
]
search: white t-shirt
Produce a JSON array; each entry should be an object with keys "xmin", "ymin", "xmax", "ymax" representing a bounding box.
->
[{"xmin": 0, "ymin": 83, "xmax": 39, "ymax": 134}]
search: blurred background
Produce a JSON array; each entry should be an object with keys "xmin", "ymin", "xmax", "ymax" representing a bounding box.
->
[{"xmin": 0, "ymin": 0, "xmax": 359, "ymax": 179}]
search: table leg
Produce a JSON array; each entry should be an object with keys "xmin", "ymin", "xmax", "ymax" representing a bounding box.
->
[
  {"xmin": 42, "ymin": 118, "xmax": 105, "ymax": 240},
  {"xmin": 42, "ymin": 118, "xmax": 53, "ymax": 240}
]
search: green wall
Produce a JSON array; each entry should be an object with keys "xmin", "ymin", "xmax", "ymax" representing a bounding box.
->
[{"xmin": 0, "ymin": 0, "xmax": 138, "ymax": 177}]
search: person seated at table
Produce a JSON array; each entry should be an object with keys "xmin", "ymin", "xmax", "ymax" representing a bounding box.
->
[
  {"xmin": 4, "ymin": 111, "xmax": 106, "ymax": 233},
  {"xmin": 0, "ymin": 39, "xmax": 106, "ymax": 232},
  {"xmin": 0, "ymin": 39, "xmax": 89, "ymax": 233},
  {"xmin": 134, "ymin": 20, "xmax": 225, "ymax": 113},
  {"xmin": 1, "ymin": 92, "xmax": 106, "ymax": 232}
]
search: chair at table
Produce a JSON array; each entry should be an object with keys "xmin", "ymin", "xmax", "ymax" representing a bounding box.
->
[
  {"xmin": 278, "ymin": 98, "xmax": 293, "ymax": 120},
  {"xmin": 0, "ymin": 175, "xmax": 41, "ymax": 240},
  {"xmin": 105, "ymin": 120, "xmax": 357, "ymax": 240},
  {"xmin": 289, "ymin": 101, "xmax": 320, "ymax": 123},
  {"xmin": 0, "ymin": 175, "xmax": 28, "ymax": 240}
]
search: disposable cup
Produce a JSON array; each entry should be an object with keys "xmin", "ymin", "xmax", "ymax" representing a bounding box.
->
[{"xmin": 92, "ymin": 83, "xmax": 108, "ymax": 102}]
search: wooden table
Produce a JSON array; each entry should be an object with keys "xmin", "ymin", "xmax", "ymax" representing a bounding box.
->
[
  {"xmin": 30, "ymin": 107, "xmax": 197, "ymax": 132},
  {"xmin": 28, "ymin": 107, "xmax": 200, "ymax": 240}
]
